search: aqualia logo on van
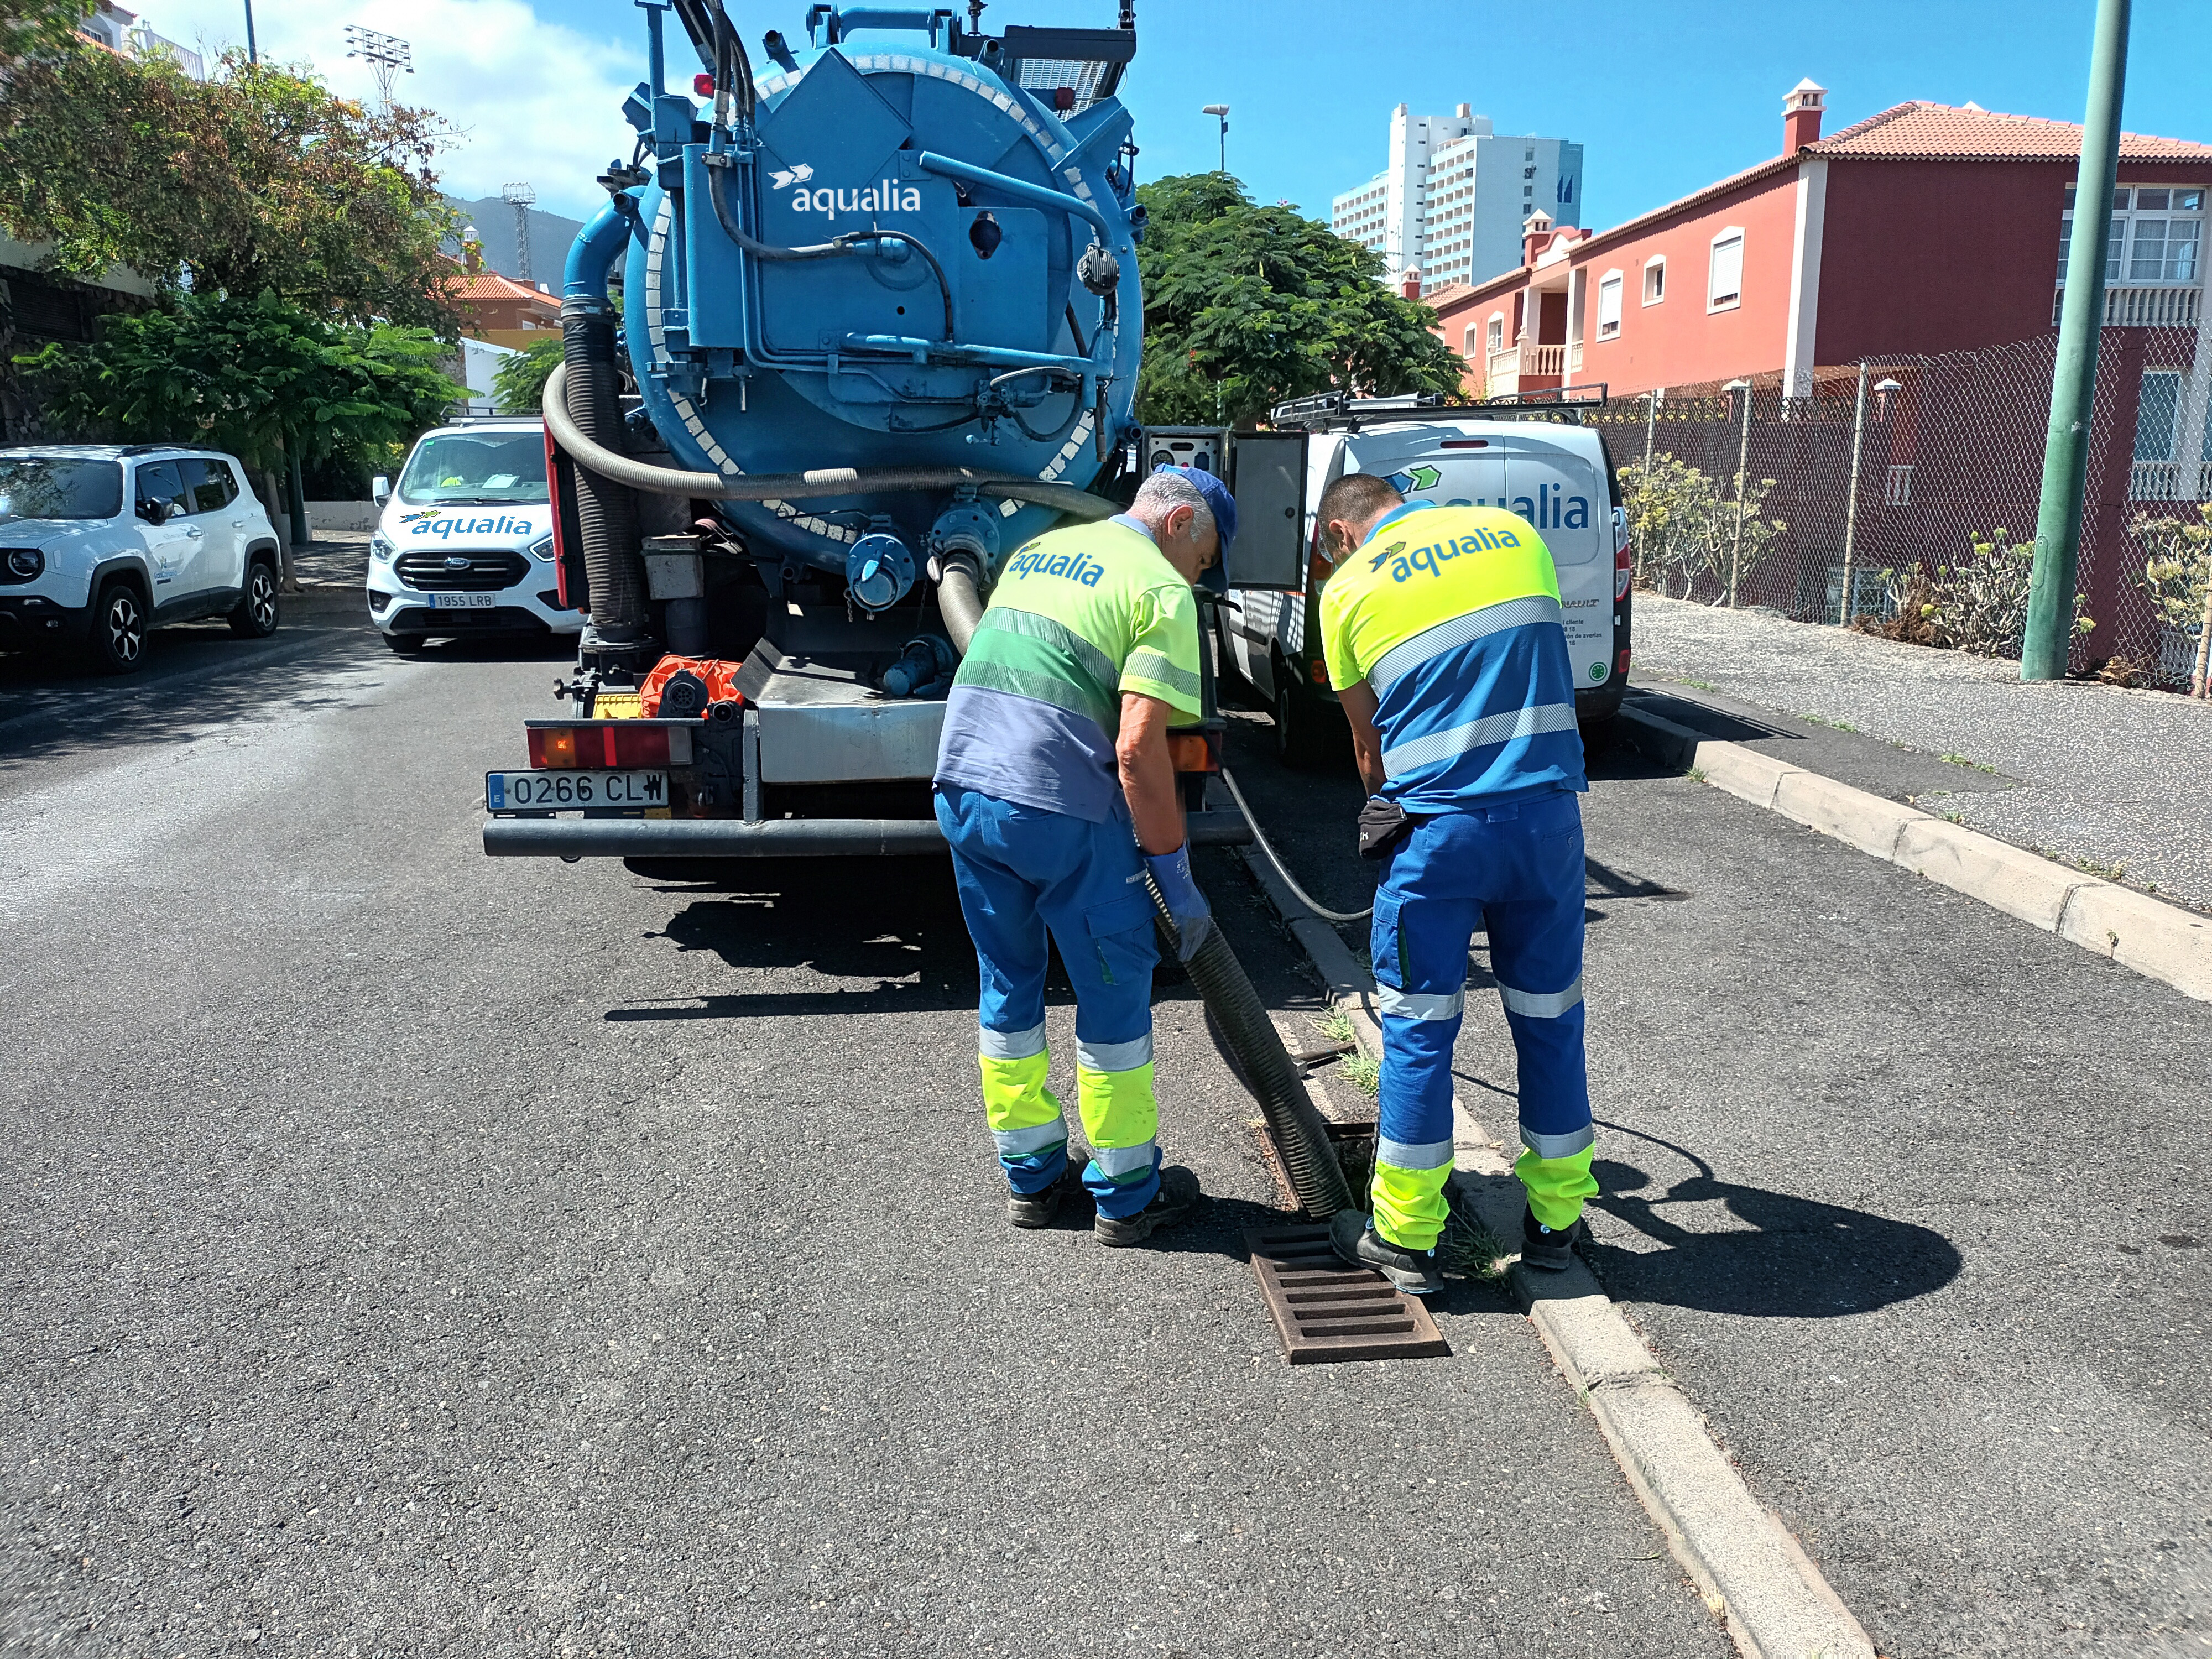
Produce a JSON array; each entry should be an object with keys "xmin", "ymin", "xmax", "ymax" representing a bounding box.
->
[
  {"xmin": 773, "ymin": 159, "xmax": 924, "ymax": 216},
  {"xmin": 398, "ymin": 508, "xmax": 537, "ymax": 541},
  {"xmin": 1384, "ymin": 469, "xmax": 1592, "ymax": 533}
]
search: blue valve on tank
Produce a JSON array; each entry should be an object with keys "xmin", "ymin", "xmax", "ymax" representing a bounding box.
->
[
  {"xmin": 881, "ymin": 634, "xmax": 956, "ymax": 699},
  {"xmin": 846, "ymin": 533, "xmax": 916, "ymax": 612}
]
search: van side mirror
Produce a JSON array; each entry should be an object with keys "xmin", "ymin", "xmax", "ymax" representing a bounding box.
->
[{"xmin": 372, "ymin": 476, "xmax": 390, "ymax": 506}]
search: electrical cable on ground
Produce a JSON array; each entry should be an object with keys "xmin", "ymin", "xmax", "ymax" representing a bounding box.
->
[{"xmin": 1218, "ymin": 766, "xmax": 1375, "ymax": 924}]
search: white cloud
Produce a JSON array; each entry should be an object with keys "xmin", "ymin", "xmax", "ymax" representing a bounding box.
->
[{"xmin": 144, "ymin": 0, "xmax": 649, "ymax": 219}]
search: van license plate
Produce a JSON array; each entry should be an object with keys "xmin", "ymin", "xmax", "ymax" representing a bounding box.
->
[
  {"xmin": 430, "ymin": 591, "xmax": 499, "ymax": 609},
  {"xmin": 487, "ymin": 770, "xmax": 668, "ymax": 810}
]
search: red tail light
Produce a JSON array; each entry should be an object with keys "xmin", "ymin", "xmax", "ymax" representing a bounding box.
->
[
  {"xmin": 1615, "ymin": 541, "xmax": 1634, "ymax": 601},
  {"xmin": 1168, "ymin": 733, "xmax": 1219, "ymax": 773},
  {"xmin": 1617, "ymin": 648, "xmax": 1632, "ymax": 675},
  {"xmin": 526, "ymin": 723, "xmax": 686, "ymax": 769}
]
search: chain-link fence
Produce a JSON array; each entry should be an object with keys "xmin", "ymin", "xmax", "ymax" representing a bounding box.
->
[{"xmin": 1587, "ymin": 327, "xmax": 2212, "ymax": 692}]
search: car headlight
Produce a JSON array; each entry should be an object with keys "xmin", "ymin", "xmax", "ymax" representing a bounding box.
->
[
  {"xmin": 370, "ymin": 533, "xmax": 397, "ymax": 564},
  {"xmin": 526, "ymin": 534, "xmax": 556, "ymax": 562},
  {"xmin": 4, "ymin": 546, "xmax": 43, "ymax": 581}
]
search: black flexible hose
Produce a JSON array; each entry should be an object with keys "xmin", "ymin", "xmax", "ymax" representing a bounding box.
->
[
  {"xmin": 559, "ymin": 299, "xmax": 645, "ymax": 650},
  {"xmin": 703, "ymin": 158, "xmax": 956, "ymax": 341},
  {"xmin": 1145, "ymin": 879, "xmax": 1358, "ymax": 1220}
]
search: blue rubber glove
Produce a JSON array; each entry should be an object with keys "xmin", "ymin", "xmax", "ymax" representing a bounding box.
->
[{"xmin": 1145, "ymin": 844, "xmax": 1213, "ymax": 963}]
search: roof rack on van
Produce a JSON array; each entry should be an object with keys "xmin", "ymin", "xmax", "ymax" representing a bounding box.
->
[{"xmin": 1267, "ymin": 384, "xmax": 1609, "ymax": 432}]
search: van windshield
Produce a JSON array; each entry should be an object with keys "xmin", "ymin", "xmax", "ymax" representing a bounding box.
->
[
  {"xmin": 398, "ymin": 431, "xmax": 547, "ymax": 505},
  {"xmin": 0, "ymin": 457, "xmax": 124, "ymax": 522}
]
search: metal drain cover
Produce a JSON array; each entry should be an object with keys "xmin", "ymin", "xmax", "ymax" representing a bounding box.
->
[{"xmin": 1244, "ymin": 1225, "xmax": 1451, "ymax": 1365}]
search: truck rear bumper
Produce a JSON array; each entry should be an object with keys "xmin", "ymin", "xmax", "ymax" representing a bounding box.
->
[{"xmin": 482, "ymin": 808, "xmax": 1256, "ymax": 859}]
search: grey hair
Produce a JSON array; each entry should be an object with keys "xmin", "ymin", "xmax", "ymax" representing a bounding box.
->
[{"xmin": 1129, "ymin": 469, "xmax": 1217, "ymax": 541}]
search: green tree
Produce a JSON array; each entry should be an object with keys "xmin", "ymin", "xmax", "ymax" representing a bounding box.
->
[
  {"xmin": 1134, "ymin": 174, "xmax": 1463, "ymax": 427},
  {"xmin": 1618, "ymin": 451, "xmax": 1786, "ymax": 603},
  {"xmin": 0, "ymin": 41, "xmax": 459, "ymax": 328},
  {"xmin": 17, "ymin": 289, "xmax": 462, "ymax": 491},
  {"xmin": 1, "ymin": 0, "xmax": 96, "ymax": 64},
  {"xmin": 494, "ymin": 338, "xmax": 565, "ymax": 414},
  {"xmin": 2131, "ymin": 502, "xmax": 2212, "ymax": 696}
]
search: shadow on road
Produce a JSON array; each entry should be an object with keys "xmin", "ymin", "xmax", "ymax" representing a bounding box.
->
[{"xmin": 1584, "ymin": 1120, "xmax": 1963, "ymax": 1319}]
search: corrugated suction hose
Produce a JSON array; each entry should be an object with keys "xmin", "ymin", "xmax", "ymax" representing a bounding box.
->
[
  {"xmin": 559, "ymin": 301, "xmax": 644, "ymax": 644},
  {"xmin": 1145, "ymin": 878, "xmax": 1357, "ymax": 1220}
]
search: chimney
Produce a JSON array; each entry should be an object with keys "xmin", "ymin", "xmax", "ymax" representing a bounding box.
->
[
  {"xmin": 1783, "ymin": 78, "xmax": 1827, "ymax": 155},
  {"xmin": 1522, "ymin": 209, "xmax": 1553, "ymax": 269},
  {"xmin": 1455, "ymin": 101, "xmax": 1470, "ymax": 119},
  {"xmin": 1402, "ymin": 270, "xmax": 1421, "ymax": 300}
]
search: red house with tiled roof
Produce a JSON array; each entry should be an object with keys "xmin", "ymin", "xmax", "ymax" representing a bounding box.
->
[
  {"xmin": 447, "ymin": 268, "xmax": 560, "ymax": 352},
  {"xmin": 1432, "ymin": 83, "xmax": 2212, "ymax": 405}
]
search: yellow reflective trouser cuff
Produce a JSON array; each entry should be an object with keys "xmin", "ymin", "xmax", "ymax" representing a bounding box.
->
[
  {"xmin": 980, "ymin": 1052, "xmax": 1066, "ymax": 1145},
  {"xmin": 1370, "ymin": 1155, "xmax": 1452, "ymax": 1251},
  {"xmin": 1076, "ymin": 1060, "xmax": 1157, "ymax": 1185},
  {"xmin": 1515, "ymin": 1144, "xmax": 1598, "ymax": 1233}
]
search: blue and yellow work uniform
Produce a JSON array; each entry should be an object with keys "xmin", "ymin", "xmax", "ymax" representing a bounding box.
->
[
  {"xmin": 932, "ymin": 514, "xmax": 1203, "ymax": 1219},
  {"xmin": 1319, "ymin": 501, "xmax": 1597, "ymax": 1249}
]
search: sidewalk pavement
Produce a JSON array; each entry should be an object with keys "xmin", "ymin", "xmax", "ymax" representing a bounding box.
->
[
  {"xmin": 1629, "ymin": 594, "xmax": 2212, "ymax": 914},
  {"xmin": 287, "ymin": 529, "xmax": 369, "ymax": 600}
]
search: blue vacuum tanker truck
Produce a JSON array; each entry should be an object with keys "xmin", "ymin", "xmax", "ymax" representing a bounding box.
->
[{"xmin": 479, "ymin": 0, "xmax": 1310, "ymax": 864}]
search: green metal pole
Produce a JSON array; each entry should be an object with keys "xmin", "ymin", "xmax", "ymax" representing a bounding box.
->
[{"xmin": 2023, "ymin": 0, "xmax": 2131, "ymax": 680}]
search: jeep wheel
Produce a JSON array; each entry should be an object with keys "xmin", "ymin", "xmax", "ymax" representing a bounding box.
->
[
  {"xmin": 1274, "ymin": 674, "xmax": 1335, "ymax": 770},
  {"xmin": 227, "ymin": 557, "xmax": 280, "ymax": 638},
  {"xmin": 88, "ymin": 579, "xmax": 148, "ymax": 675}
]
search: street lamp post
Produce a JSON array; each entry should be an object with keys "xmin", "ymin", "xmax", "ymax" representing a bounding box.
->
[
  {"xmin": 242, "ymin": 0, "xmax": 256, "ymax": 62},
  {"xmin": 1201, "ymin": 104, "xmax": 1229, "ymax": 175}
]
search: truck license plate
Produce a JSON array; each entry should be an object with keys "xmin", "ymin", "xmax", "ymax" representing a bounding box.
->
[
  {"xmin": 486, "ymin": 770, "xmax": 667, "ymax": 810},
  {"xmin": 430, "ymin": 591, "xmax": 499, "ymax": 609}
]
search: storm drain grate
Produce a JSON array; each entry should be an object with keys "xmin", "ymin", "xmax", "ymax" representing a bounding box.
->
[{"xmin": 1244, "ymin": 1225, "xmax": 1451, "ymax": 1365}]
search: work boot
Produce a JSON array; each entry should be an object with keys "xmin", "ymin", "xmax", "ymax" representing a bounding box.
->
[
  {"xmin": 1328, "ymin": 1208, "xmax": 1444, "ymax": 1296},
  {"xmin": 1094, "ymin": 1166, "xmax": 1202, "ymax": 1248},
  {"xmin": 1520, "ymin": 1209, "xmax": 1584, "ymax": 1272},
  {"xmin": 1006, "ymin": 1156, "xmax": 1089, "ymax": 1230}
]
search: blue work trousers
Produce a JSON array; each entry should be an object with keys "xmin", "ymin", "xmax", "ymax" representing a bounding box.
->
[
  {"xmin": 933, "ymin": 784, "xmax": 1165, "ymax": 1219},
  {"xmin": 1369, "ymin": 790, "xmax": 1597, "ymax": 1247}
]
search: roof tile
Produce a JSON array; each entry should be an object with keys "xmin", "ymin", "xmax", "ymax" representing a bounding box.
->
[{"xmin": 1816, "ymin": 100, "xmax": 2212, "ymax": 161}]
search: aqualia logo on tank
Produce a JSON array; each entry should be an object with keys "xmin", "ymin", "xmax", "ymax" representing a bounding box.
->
[{"xmin": 773, "ymin": 160, "xmax": 924, "ymax": 216}]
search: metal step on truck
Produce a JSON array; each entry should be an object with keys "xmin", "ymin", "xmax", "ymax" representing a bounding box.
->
[{"xmin": 474, "ymin": 0, "xmax": 1322, "ymax": 868}]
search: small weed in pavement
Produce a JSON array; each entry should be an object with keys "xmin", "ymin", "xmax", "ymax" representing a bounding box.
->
[
  {"xmin": 1340, "ymin": 1052, "xmax": 1380, "ymax": 1097},
  {"xmin": 1437, "ymin": 1193, "xmax": 1507, "ymax": 1281},
  {"xmin": 1800, "ymin": 712, "xmax": 1858, "ymax": 733},
  {"xmin": 1676, "ymin": 677, "xmax": 1719, "ymax": 692},
  {"xmin": 1314, "ymin": 1008, "xmax": 1355, "ymax": 1048},
  {"xmin": 1686, "ymin": 765, "xmax": 1708, "ymax": 784},
  {"xmin": 1940, "ymin": 752, "xmax": 2000, "ymax": 774}
]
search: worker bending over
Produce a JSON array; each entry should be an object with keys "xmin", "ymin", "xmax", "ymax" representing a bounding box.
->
[
  {"xmin": 1316, "ymin": 473, "xmax": 1595, "ymax": 1293},
  {"xmin": 932, "ymin": 467, "xmax": 1236, "ymax": 1245}
]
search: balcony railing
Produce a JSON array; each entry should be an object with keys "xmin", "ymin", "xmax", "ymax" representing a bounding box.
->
[
  {"xmin": 1567, "ymin": 340, "xmax": 1583, "ymax": 373},
  {"xmin": 2052, "ymin": 283, "xmax": 2203, "ymax": 328},
  {"xmin": 1486, "ymin": 341, "xmax": 1566, "ymax": 395},
  {"xmin": 2130, "ymin": 459, "xmax": 2212, "ymax": 502}
]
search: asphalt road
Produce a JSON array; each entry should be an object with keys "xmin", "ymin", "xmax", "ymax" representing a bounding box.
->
[
  {"xmin": 0, "ymin": 618, "xmax": 1726, "ymax": 1657},
  {"xmin": 1218, "ymin": 667, "xmax": 2212, "ymax": 1659}
]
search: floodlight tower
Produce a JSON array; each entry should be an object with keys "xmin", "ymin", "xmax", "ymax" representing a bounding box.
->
[
  {"xmin": 343, "ymin": 25, "xmax": 413, "ymax": 108},
  {"xmin": 502, "ymin": 183, "xmax": 538, "ymax": 284}
]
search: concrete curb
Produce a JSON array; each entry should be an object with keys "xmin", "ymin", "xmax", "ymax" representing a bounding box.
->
[
  {"xmin": 1619, "ymin": 703, "xmax": 2212, "ymax": 1003},
  {"xmin": 1235, "ymin": 844, "xmax": 1876, "ymax": 1659}
]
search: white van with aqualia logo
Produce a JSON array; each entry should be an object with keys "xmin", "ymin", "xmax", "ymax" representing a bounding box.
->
[
  {"xmin": 367, "ymin": 416, "xmax": 577, "ymax": 654},
  {"xmin": 1215, "ymin": 398, "xmax": 1631, "ymax": 766}
]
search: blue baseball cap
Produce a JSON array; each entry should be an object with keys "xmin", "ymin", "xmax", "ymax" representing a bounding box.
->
[{"xmin": 1159, "ymin": 463, "xmax": 1237, "ymax": 554}]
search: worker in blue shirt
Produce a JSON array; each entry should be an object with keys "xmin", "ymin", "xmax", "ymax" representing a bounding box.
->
[{"xmin": 1316, "ymin": 472, "xmax": 1595, "ymax": 1293}]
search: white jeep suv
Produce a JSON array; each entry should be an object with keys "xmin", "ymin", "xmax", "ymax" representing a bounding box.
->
[{"xmin": 0, "ymin": 446, "xmax": 284, "ymax": 673}]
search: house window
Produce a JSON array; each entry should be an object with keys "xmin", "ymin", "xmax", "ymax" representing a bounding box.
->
[
  {"xmin": 1597, "ymin": 271, "xmax": 1623, "ymax": 338},
  {"xmin": 1487, "ymin": 314, "xmax": 1505, "ymax": 353},
  {"xmin": 1708, "ymin": 229, "xmax": 1744, "ymax": 310},
  {"xmin": 1463, "ymin": 325, "xmax": 1482, "ymax": 359},
  {"xmin": 1642, "ymin": 257, "xmax": 1666, "ymax": 305},
  {"xmin": 2059, "ymin": 185, "xmax": 2204, "ymax": 284},
  {"xmin": 2136, "ymin": 371, "xmax": 2181, "ymax": 461}
]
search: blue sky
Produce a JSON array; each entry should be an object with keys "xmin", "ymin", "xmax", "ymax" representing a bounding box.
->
[{"xmin": 159, "ymin": 0, "xmax": 2212, "ymax": 224}]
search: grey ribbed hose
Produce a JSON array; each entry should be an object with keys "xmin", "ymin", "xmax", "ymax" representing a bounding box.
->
[{"xmin": 540, "ymin": 363, "xmax": 1121, "ymax": 521}]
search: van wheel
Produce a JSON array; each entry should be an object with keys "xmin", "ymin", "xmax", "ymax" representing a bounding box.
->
[
  {"xmin": 1274, "ymin": 675, "xmax": 1334, "ymax": 770},
  {"xmin": 227, "ymin": 557, "xmax": 280, "ymax": 638},
  {"xmin": 87, "ymin": 579, "xmax": 148, "ymax": 675}
]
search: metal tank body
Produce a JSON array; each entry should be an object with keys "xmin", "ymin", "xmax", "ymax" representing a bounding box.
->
[{"xmin": 614, "ymin": 8, "xmax": 1144, "ymax": 599}]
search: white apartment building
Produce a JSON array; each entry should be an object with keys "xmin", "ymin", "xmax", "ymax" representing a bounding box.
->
[{"xmin": 1330, "ymin": 102, "xmax": 1584, "ymax": 295}]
